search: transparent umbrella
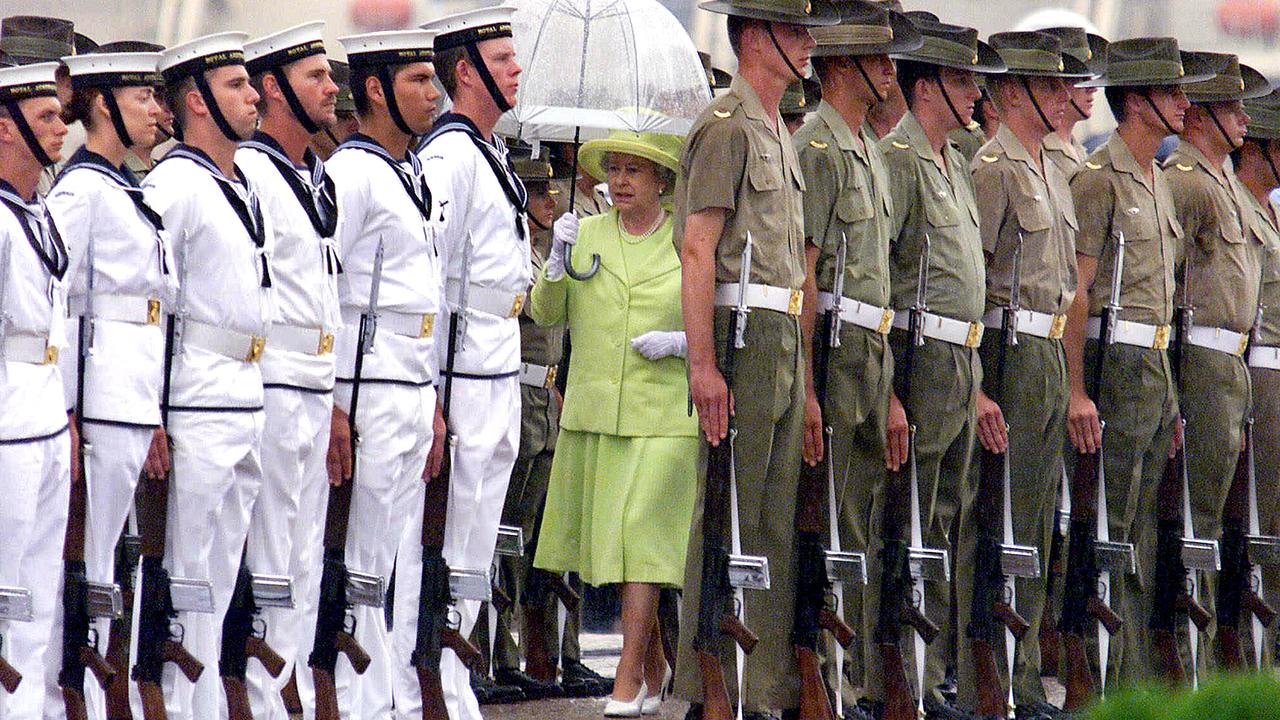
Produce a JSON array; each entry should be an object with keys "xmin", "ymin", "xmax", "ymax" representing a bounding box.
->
[{"xmin": 499, "ymin": 0, "xmax": 712, "ymax": 278}]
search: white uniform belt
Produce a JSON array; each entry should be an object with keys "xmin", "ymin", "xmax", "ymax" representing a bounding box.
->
[
  {"xmin": 1186, "ymin": 325, "xmax": 1248, "ymax": 357},
  {"xmin": 713, "ymin": 283, "xmax": 803, "ymax": 316},
  {"xmin": 519, "ymin": 362, "xmax": 557, "ymax": 388},
  {"xmin": 1250, "ymin": 345, "xmax": 1280, "ymax": 370},
  {"xmin": 981, "ymin": 308, "xmax": 1067, "ymax": 340},
  {"xmin": 446, "ymin": 282, "xmax": 526, "ymax": 319},
  {"xmin": 817, "ymin": 292, "xmax": 894, "ymax": 334},
  {"xmin": 90, "ymin": 294, "xmax": 163, "ymax": 326},
  {"xmin": 2, "ymin": 334, "xmax": 59, "ymax": 364},
  {"xmin": 891, "ymin": 310, "xmax": 984, "ymax": 348},
  {"xmin": 379, "ymin": 311, "xmax": 436, "ymax": 339},
  {"xmin": 270, "ymin": 323, "xmax": 335, "ymax": 356},
  {"xmin": 1085, "ymin": 317, "xmax": 1171, "ymax": 350},
  {"xmin": 183, "ymin": 321, "xmax": 267, "ymax": 363}
]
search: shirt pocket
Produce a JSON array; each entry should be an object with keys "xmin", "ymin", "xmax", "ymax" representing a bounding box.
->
[
  {"xmin": 922, "ymin": 186, "xmax": 959, "ymax": 229},
  {"xmin": 747, "ymin": 148, "xmax": 784, "ymax": 193},
  {"xmin": 1013, "ymin": 192, "xmax": 1053, "ymax": 233},
  {"xmin": 836, "ymin": 189, "xmax": 874, "ymax": 225}
]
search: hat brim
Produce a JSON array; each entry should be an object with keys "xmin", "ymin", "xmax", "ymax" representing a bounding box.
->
[
  {"xmin": 1246, "ymin": 126, "xmax": 1280, "ymax": 141},
  {"xmin": 710, "ymin": 66, "xmax": 733, "ymax": 89},
  {"xmin": 1079, "ymin": 50, "xmax": 1218, "ymax": 88},
  {"xmin": 578, "ymin": 138, "xmax": 680, "ymax": 183},
  {"xmin": 1187, "ymin": 64, "xmax": 1272, "ymax": 103},
  {"xmin": 811, "ymin": 9, "xmax": 923, "ymax": 57},
  {"xmin": 1001, "ymin": 51, "xmax": 1094, "ymax": 79},
  {"xmin": 1082, "ymin": 33, "xmax": 1108, "ymax": 76},
  {"xmin": 700, "ymin": 0, "xmax": 841, "ymax": 27},
  {"xmin": 894, "ymin": 38, "xmax": 1007, "ymax": 74}
]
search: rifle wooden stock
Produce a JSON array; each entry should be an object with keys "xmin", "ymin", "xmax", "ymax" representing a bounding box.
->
[
  {"xmin": 818, "ymin": 608, "xmax": 855, "ymax": 649},
  {"xmin": 1060, "ymin": 633, "xmax": 1092, "ymax": 710},
  {"xmin": 443, "ymin": 627, "xmax": 483, "ymax": 670},
  {"xmin": 1245, "ymin": 590, "xmax": 1277, "ymax": 627},
  {"xmin": 519, "ymin": 600, "xmax": 556, "ymax": 681},
  {"xmin": 1087, "ymin": 596, "xmax": 1123, "ymax": 636},
  {"xmin": 416, "ymin": 664, "xmax": 450, "ymax": 720},
  {"xmin": 876, "ymin": 641, "xmax": 915, "ymax": 720},
  {"xmin": 246, "ymin": 634, "xmax": 286, "ymax": 677},
  {"xmin": 222, "ymin": 675, "xmax": 252, "ymax": 720},
  {"xmin": 138, "ymin": 681, "xmax": 167, "ymax": 720},
  {"xmin": 336, "ymin": 630, "xmax": 371, "ymax": 673},
  {"xmin": 548, "ymin": 572, "xmax": 581, "ymax": 611},
  {"xmin": 994, "ymin": 600, "xmax": 1031, "ymax": 641},
  {"xmin": 313, "ymin": 668, "xmax": 339, "ymax": 720},
  {"xmin": 1218, "ymin": 625, "xmax": 1244, "ymax": 670},
  {"xmin": 1152, "ymin": 628, "xmax": 1186, "ymax": 686},
  {"xmin": 1179, "ymin": 590, "xmax": 1212, "ymax": 632},
  {"xmin": 162, "ymin": 639, "xmax": 204, "ymax": 683},
  {"xmin": 63, "ymin": 686, "xmax": 90, "ymax": 720},
  {"xmin": 697, "ymin": 649, "xmax": 735, "ymax": 720},
  {"xmin": 794, "ymin": 646, "xmax": 834, "ymax": 720},
  {"xmin": 720, "ymin": 613, "xmax": 758, "ymax": 653},
  {"xmin": 104, "ymin": 608, "xmax": 133, "ymax": 719},
  {"xmin": 972, "ymin": 638, "xmax": 1006, "ymax": 718},
  {"xmin": 1040, "ymin": 511, "xmax": 1067, "ymax": 676},
  {"xmin": 0, "ymin": 656, "xmax": 20, "ymax": 694},
  {"xmin": 900, "ymin": 601, "xmax": 939, "ymax": 645}
]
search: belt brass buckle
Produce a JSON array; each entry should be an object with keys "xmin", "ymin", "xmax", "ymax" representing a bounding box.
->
[
  {"xmin": 42, "ymin": 344, "xmax": 59, "ymax": 364},
  {"xmin": 510, "ymin": 293, "xmax": 527, "ymax": 318},
  {"xmin": 1238, "ymin": 334, "xmax": 1250, "ymax": 357},
  {"xmin": 545, "ymin": 364, "xmax": 558, "ymax": 389},
  {"xmin": 787, "ymin": 289, "xmax": 803, "ymax": 316},
  {"xmin": 317, "ymin": 332, "xmax": 335, "ymax": 355},
  {"xmin": 246, "ymin": 336, "xmax": 266, "ymax": 363},
  {"xmin": 1153, "ymin": 324, "xmax": 1171, "ymax": 350},
  {"xmin": 146, "ymin": 298, "xmax": 162, "ymax": 325},
  {"xmin": 1049, "ymin": 314, "xmax": 1067, "ymax": 339},
  {"xmin": 419, "ymin": 314, "xmax": 436, "ymax": 338},
  {"xmin": 965, "ymin": 322, "xmax": 983, "ymax": 348}
]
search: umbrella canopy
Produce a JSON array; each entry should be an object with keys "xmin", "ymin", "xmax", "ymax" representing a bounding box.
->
[{"xmin": 497, "ymin": 0, "xmax": 712, "ymax": 143}]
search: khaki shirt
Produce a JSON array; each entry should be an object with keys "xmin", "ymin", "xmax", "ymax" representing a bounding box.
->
[
  {"xmin": 1241, "ymin": 189, "xmax": 1280, "ymax": 346},
  {"xmin": 674, "ymin": 75, "xmax": 807, "ymax": 289},
  {"xmin": 793, "ymin": 101, "xmax": 893, "ymax": 307},
  {"xmin": 881, "ymin": 112, "xmax": 986, "ymax": 323},
  {"xmin": 971, "ymin": 125, "xmax": 1079, "ymax": 316},
  {"xmin": 1071, "ymin": 133, "xmax": 1181, "ymax": 326},
  {"xmin": 1164, "ymin": 139, "xmax": 1262, "ymax": 333},
  {"xmin": 574, "ymin": 183, "xmax": 611, "ymax": 217},
  {"xmin": 949, "ymin": 121, "xmax": 986, "ymax": 164},
  {"xmin": 1043, "ymin": 131, "xmax": 1088, "ymax": 181}
]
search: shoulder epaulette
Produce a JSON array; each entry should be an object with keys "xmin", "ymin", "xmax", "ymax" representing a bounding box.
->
[
  {"xmin": 890, "ymin": 140, "xmax": 911, "ymax": 150},
  {"xmin": 712, "ymin": 109, "xmax": 733, "ymax": 119},
  {"xmin": 809, "ymin": 140, "xmax": 828, "ymax": 149},
  {"xmin": 1175, "ymin": 163, "xmax": 1194, "ymax": 172},
  {"xmin": 980, "ymin": 154, "xmax": 999, "ymax": 164},
  {"xmin": 966, "ymin": 120, "xmax": 981, "ymax": 131},
  {"xmin": 1085, "ymin": 161, "xmax": 1103, "ymax": 170}
]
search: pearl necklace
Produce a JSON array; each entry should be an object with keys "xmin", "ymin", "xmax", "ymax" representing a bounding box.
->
[{"xmin": 619, "ymin": 208, "xmax": 666, "ymax": 241}]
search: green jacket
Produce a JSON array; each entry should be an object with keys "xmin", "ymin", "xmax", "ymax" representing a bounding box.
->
[{"xmin": 529, "ymin": 209, "xmax": 697, "ymax": 438}]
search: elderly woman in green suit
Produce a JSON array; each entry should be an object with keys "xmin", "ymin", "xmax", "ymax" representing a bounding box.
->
[{"xmin": 531, "ymin": 129, "xmax": 697, "ymax": 717}]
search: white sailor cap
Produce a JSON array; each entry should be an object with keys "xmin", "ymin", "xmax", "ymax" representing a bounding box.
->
[
  {"xmin": 159, "ymin": 31, "xmax": 248, "ymax": 84},
  {"xmin": 0, "ymin": 61, "xmax": 58, "ymax": 102},
  {"xmin": 62, "ymin": 52, "xmax": 162, "ymax": 88},
  {"xmin": 245, "ymin": 21, "xmax": 327, "ymax": 76},
  {"xmin": 423, "ymin": 6, "xmax": 516, "ymax": 52},
  {"xmin": 338, "ymin": 30, "xmax": 436, "ymax": 69}
]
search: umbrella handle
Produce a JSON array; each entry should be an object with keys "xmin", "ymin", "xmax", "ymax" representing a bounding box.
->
[{"xmin": 564, "ymin": 245, "xmax": 600, "ymax": 280}]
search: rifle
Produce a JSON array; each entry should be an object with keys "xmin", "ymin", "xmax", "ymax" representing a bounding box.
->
[
  {"xmin": 220, "ymin": 557, "xmax": 288, "ymax": 718},
  {"xmin": 133, "ymin": 233, "xmax": 213, "ymax": 720},
  {"xmin": 61, "ymin": 236, "xmax": 125, "ymax": 720},
  {"xmin": 521, "ymin": 496, "xmax": 581, "ymax": 681},
  {"xmin": 0, "ymin": 232, "xmax": 27, "ymax": 695},
  {"xmin": 309, "ymin": 239, "xmax": 387, "ymax": 720},
  {"xmin": 1060, "ymin": 233, "xmax": 1133, "ymax": 711},
  {"xmin": 793, "ymin": 233, "xmax": 860, "ymax": 720},
  {"xmin": 877, "ymin": 236, "xmax": 949, "ymax": 720},
  {"xmin": 104, "ymin": 529, "xmax": 141, "ymax": 719},
  {"xmin": 695, "ymin": 234, "xmax": 771, "ymax": 720},
  {"xmin": 1038, "ymin": 467, "xmax": 1071, "ymax": 677},
  {"xmin": 412, "ymin": 233, "xmax": 486, "ymax": 720}
]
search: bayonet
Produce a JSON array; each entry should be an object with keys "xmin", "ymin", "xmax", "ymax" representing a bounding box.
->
[
  {"xmin": 454, "ymin": 233, "xmax": 474, "ymax": 351},
  {"xmin": 734, "ymin": 234, "xmax": 753, "ymax": 349},
  {"xmin": 363, "ymin": 238, "xmax": 385, "ymax": 354},
  {"xmin": 1006, "ymin": 233, "xmax": 1022, "ymax": 346},
  {"xmin": 829, "ymin": 233, "xmax": 848, "ymax": 349},
  {"xmin": 912, "ymin": 235, "xmax": 931, "ymax": 347}
]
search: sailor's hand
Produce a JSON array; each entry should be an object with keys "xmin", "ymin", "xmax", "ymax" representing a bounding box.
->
[
  {"xmin": 545, "ymin": 212, "xmax": 579, "ymax": 282},
  {"xmin": 426, "ymin": 405, "xmax": 447, "ymax": 480},
  {"xmin": 143, "ymin": 426, "xmax": 171, "ymax": 481},
  {"xmin": 1067, "ymin": 390, "xmax": 1101, "ymax": 454},
  {"xmin": 630, "ymin": 331, "xmax": 688, "ymax": 360},
  {"xmin": 690, "ymin": 360, "xmax": 732, "ymax": 445},
  {"xmin": 885, "ymin": 393, "xmax": 909, "ymax": 471},
  {"xmin": 802, "ymin": 391, "xmax": 824, "ymax": 466},
  {"xmin": 327, "ymin": 408, "xmax": 353, "ymax": 487},
  {"xmin": 976, "ymin": 391, "xmax": 1008, "ymax": 454}
]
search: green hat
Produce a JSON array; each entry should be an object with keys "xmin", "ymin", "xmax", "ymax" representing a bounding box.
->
[
  {"xmin": 1182, "ymin": 52, "xmax": 1270, "ymax": 104},
  {"xmin": 810, "ymin": 0, "xmax": 923, "ymax": 57},
  {"xmin": 1040, "ymin": 27, "xmax": 1107, "ymax": 77},
  {"xmin": 578, "ymin": 129, "xmax": 683, "ymax": 183},
  {"xmin": 0, "ymin": 16, "xmax": 75, "ymax": 64},
  {"xmin": 780, "ymin": 77, "xmax": 821, "ymax": 115},
  {"xmin": 508, "ymin": 143, "xmax": 574, "ymax": 185},
  {"xmin": 987, "ymin": 31, "xmax": 1091, "ymax": 78},
  {"xmin": 1079, "ymin": 37, "xmax": 1217, "ymax": 88},
  {"xmin": 699, "ymin": 0, "xmax": 840, "ymax": 27},
  {"xmin": 895, "ymin": 16, "xmax": 1007, "ymax": 74},
  {"xmin": 1244, "ymin": 88, "xmax": 1280, "ymax": 140},
  {"xmin": 74, "ymin": 32, "xmax": 97, "ymax": 55},
  {"xmin": 97, "ymin": 40, "xmax": 165, "ymax": 53},
  {"xmin": 698, "ymin": 51, "xmax": 732, "ymax": 91},
  {"xmin": 330, "ymin": 60, "xmax": 355, "ymax": 114}
]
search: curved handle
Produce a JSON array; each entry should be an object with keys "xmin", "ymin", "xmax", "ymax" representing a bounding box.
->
[{"xmin": 564, "ymin": 244, "xmax": 600, "ymax": 281}]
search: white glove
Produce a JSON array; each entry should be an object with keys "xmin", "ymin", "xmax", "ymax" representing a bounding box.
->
[
  {"xmin": 630, "ymin": 331, "xmax": 688, "ymax": 360},
  {"xmin": 545, "ymin": 212, "xmax": 579, "ymax": 281}
]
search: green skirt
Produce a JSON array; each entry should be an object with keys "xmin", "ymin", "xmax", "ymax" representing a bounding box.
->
[{"xmin": 533, "ymin": 430, "xmax": 698, "ymax": 587}]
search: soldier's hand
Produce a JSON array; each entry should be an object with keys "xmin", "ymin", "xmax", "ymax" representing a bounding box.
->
[
  {"xmin": 802, "ymin": 391, "xmax": 823, "ymax": 466},
  {"xmin": 426, "ymin": 405, "xmax": 447, "ymax": 480},
  {"xmin": 143, "ymin": 426, "xmax": 171, "ymax": 481},
  {"xmin": 885, "ymin": 394, "xmax": 909, "ymax": 471},
  {"xmin": 690, "ymin": 360, "xmax": 732, "ymax": 445},
  {"xmin": 327, "ymin": 408, "xmax": 353, "ymax": 487},
  {"xmin": 1067, "ymin": 390, "xmax": 1101, "ymax": 454},
  {"xmin": 976, "ymin": 391, "xmax": 1008, "ymax": 454}
]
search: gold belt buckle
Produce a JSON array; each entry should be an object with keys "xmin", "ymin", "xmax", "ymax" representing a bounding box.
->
[
  {"xmin": 1237, "ymin": 333, "xmax": 1250, "ymax": 357},
  {"xmin": 1049, "ymin": 314, "xmax": 1067, "ymax": 340},
  {"xmin": 146, "ymin": 298, "xmax": 162, "ymax": 325},
  {"xmin": 510, "ymin": 293, "xmax": 527, "ymax": 318},
  {"xmin": 877, "ymin": 309, "xmax": 894, "ymax": 335},
  {"xmin": 43, "ymin": 344, "xmax": 59, "ymax": 364},
  {"xmin": 317, "ymin": 331, "xmax": 335, "ymax": 355},
  {"xmin": 544, "ymin": 364, "xmax": 558, "ymax": 388},
  {"xmin": 965, "ymin": 322, "xmax": 983, "ymax": 348},
  {"xmin": 1153, "ymin": 324, "xmax": 1171, "ymax": 350},
  {"xmin": 246, "ymin": 336, "xmax": 266, "ymax": 363},
  {"xmin": 787, "ymin": 289, "xmax": 804, "ymax": 316},
  {"xmin": 419, "ymin": 314, "xmax": 436, "ymax": 338}
]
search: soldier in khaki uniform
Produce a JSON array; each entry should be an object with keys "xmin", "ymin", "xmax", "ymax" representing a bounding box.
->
[
  {"xmin": 1163, "ymin": 53, "xmax": 1269, "ymax": 672},
  {"xmin": 1235, "ymin": 88, "xmax": 1280, "ymax": 671},
  {"xmin": 878, "ymin": 16, "xmax": 1006, "ymax": 716},
  {"xmin": 780, "ymin": 78, "xmax": 821, "ymax": 135},
  {"xmin": 671, "ymin": 0, "xmax": 839, "ymax": 715},
  {"xmin": 955, "ymin": 31, "xmax": 1090, "ymax": 720},
  {"xmin": 1040, "ymin": 27, "xmax": 1108, "ymax": 180},
  {"xmin": 1063, "ymin": 38, "xmax": 1214, "ymax": 684},
  {"xmin": 791, "ymin": 4, "xmax": 921, "ymax": 715}
]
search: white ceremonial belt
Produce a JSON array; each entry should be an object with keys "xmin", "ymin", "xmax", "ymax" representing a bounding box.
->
[
  {"xmin": 1250, "ymin": 345, "xmax": 1280, "ymax": 370},
  {"xmin": 891, "ymin": 310, "xmax": 984, "ymax": 348},
  {"xmin": 91, "ymin": 294, "xmax": 163, "ymax": 326},
  {"xmin": 981, "ymin": 308, "xmax": 1067, "ymax": 340},
  {"xmin": 1186, "ymin": 325, "xmax": 1248, "ymax": 357},
  {"xmin": 380, "ymin": 311, "xmax": 436, "ymax": 339},
  {"xmin": 1085, "ymin": 317, "xmax": 1171, "ymax": 350},
  {"xmin": 183, "ymin": 321, "xmax": 267, "ymax": 363},
  {"xmin": 270, "ymin": 323, "xmax": 335, "ymax": 356},
  {"xmin": 446, "ymin": 281, "xmax": 526, "ymax": 319},
  {"xmin": 714, "ymin": 283, "xmax": 803, "ymax": 316},
  {"xmin": 519, "ymin": 362, "xmax": 558, "ymax": 389},
  {"xmin": 817, "ymin": 292, "xmax": 894, "ymax": 335},
  {"xmin": 3, "ymin": 334, "xmax": 59, "ymax": 364}
]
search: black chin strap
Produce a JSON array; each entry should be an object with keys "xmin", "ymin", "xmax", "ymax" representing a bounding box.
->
[
  {"xmin": 1141, "ymin": 91, "xmax": 1179, "ymax": 136},
  {"xmin": 3, "ymin": 100, "xmax": 54, "ymax": 167},
  {"xmin": 271, "ymin": 67, "xmax": 321, "ymax": 134},
  {"xmin": 1204, "ymin": 104, "xmax": 1241, "ymax": 150},
  {"xmin": 101, "ymin": 89, "xmax": 136, "ymax": 148},
  {"xmin": 376, "ymin": 65, "xmax": 415, "ymax": 136},
  {"xmin": 192, "ymin": 71, "xmax": 244, "ymax": 142},
  {"xmin": 852, "ymin": 57, "xmax": 884, "ymax": 104},
  {"xmin": 933, "ymin": 75, "xmax": 966, "ymax": 129},
  {"xmin": 1020, "ymin": 77, "xmax": 1055, "ymax": 134},
  {"xmin": 767, "ymin": 24, "xmax": 807, "ymax": 82},
  {"xmin": 1069, "ymin": 96, "xmax": 1088, "ymax": 122},
  {"xmin": 463, "ymin": 42, "xmax": 512, "ymax": 113}
]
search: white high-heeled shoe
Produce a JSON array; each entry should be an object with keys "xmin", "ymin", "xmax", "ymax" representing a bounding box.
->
[
  {"xmin": 604, "ymin": 681, "xmax": 649, "ymax": 718},
  {"xmin": 641, "ymin": 667, "xmax": 672, "ymax": 715}
]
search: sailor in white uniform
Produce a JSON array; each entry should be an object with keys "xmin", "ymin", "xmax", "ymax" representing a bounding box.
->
[
  {"xmin": 412, "ymin": 8, "xmax": 527, "ymax": 720},
  {"xmin": 325, "ymin": 29, "xmax": 445, "ymax": 720},
  {"xmin": 142, "ymin": 33, "xmax": 272, "ymax": 720},
  {"xmin": 0, "ymin": 61, "xmax": 71, "ymax": 720},
  {"xmin": 237, "ymin": 24, "xmax": 341, "ymax": 720},
  {"xmin": 44, "ymin": 49, "xmax": 170, "ymax": 720}
]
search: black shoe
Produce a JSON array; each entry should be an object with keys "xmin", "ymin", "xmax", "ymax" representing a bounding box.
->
[
  {"xmin": 843, "ymin": 701, "xmax": 877, "ymax": 720},
  {"xmin": 743, "ymin": 713, "xmax": 782, "ymax": 720},
  {"xmin": 685, "ymin": 704, "xmax": 704, "ymax": 720},
  {"xmin": 1015, "ymin": 701, "xmax": 1069, "ymax": 720},
  {"xmin": 923, "ymin": 694, "xmax": 986, "ymax": 720},
  {"xmin": 496, "ymin": 668, "xmax": 565, "ymax": 700},
  {"xmin": 563, "ymin": 657, "xmax": 613, "ymax": 696},
  {"xmin": 937, "ymin": 671, "xmax": 958, "ymax": 707},
  {"xmin": 472, "ymin": 675, "xmax": 526, "ymax": 705}
]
